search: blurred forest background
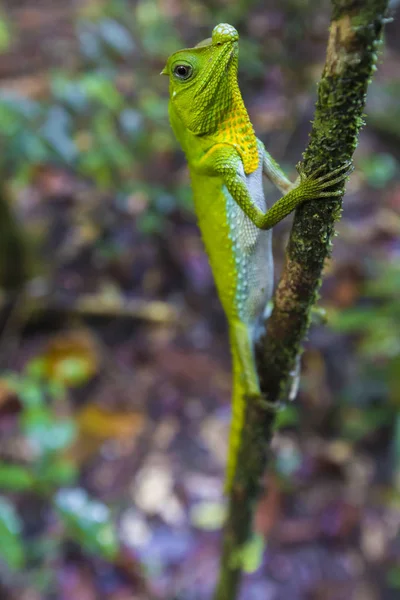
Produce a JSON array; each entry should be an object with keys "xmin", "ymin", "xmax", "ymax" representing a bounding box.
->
[{"xmin": 0, "ymin": 1, "xmax": 399, "ymax": 599}]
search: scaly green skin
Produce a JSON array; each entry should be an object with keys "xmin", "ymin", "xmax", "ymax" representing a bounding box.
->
[{"xmin": 162, "ymin": 23, "xmax": 351, "ymax": 490}]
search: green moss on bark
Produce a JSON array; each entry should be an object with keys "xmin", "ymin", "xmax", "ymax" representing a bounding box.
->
[{"xmin": 258, "ymin": 0, "xmax": 389, "ymax": 398}]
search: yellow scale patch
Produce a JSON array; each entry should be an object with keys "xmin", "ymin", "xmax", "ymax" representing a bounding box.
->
[{"xmin": 215, "ymin": 99, "xmax": 259, "ymax": 175}]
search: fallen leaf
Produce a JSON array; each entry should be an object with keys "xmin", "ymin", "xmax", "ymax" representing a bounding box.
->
[
  {"xmin": 66, "ymin": 403, "xmax": 145, "ymax": 467},
  {"xmin": 77, "ymin": 404, "xmax": 145, "ymax": 440},
  {"xmin": 30, "ymin": 329, "xmax": 99, "ymax": 387}
]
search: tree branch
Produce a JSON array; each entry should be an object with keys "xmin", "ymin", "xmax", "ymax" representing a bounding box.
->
[{"xmin": 214, "ymin": 1, "xmax": 391, "ymax": 598}]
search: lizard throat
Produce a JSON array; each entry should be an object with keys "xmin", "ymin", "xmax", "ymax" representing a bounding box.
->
[
  {"xmin": 209, "ymin": 50, "xmax": 258, "ymax": 174},
  {"xmin": 206, "ymin": 61, "xmax": 258, "ymax": 174},
  {"xmin": 216, "ymin": 98, "xmax": 259, "ymax": 175}
]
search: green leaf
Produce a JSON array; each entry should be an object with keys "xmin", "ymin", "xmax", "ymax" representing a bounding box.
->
[
  {"xmin": 17, "ymin": 378, "xmax": 45, "ymax": 409},
  {"xmin": 51, "ymin": 74, "xmax": 88, "ymax": 112},
  {"xmin": 119, "ymin": 109, "xmax": 143, "ymax": 135},
  {"xmin": 21, "ymin": 408, "xmax": 76, "ymax": 454},
  {"xmin": 138, "ymin": 91, "xmax": 168, "ymax": 121},
  {"xmin": 77, "ymin": 20, "xmax": 107, "ymax": 63},
  {"xmin": 341, "ymin": 407, "xmax": 391, "ymax": 442},
  {"xmin": 20, "ymin": 132, "xmax": 49, "ymax": 163},
  {"xmin": 241, "ymin": 534, "xmax": 265, "ymax": 573},
  {"xmin": 359, "ymin": 152, "xmax": 398, "ymax": 188},
  {"xmin": 0, "ymin": 464, "xmax": 34, "ymax": 491},
  {"xmin": 25, "ymin": 358, "xmax": 48, "ymax": 380},
  {"xmin": 38, "ymin": 460, "xmax": 77, "ymax": 488},
  {"xmin": 78, "ymin": 149, "xmax": 112, "ymax": 187},
  {"xmin": 366, "ymin": 263, "xmax": 400, "ymax": 298},
  {"xmin": 135, "ymin": 0, "xmax": 180, "ymax": 56},
  {"xmin": 0, "ymin": 15, "xmax": 11, "ymax": 53},
  {"xmin": 41, "ymin": 106, "xmax": 77, "ymax": 163},
  {"xmin": 81, "ymin": 73, "xmax": 123, "ymax": 110},
  {"xmin": 387, "ymin": 566, "xmax": 400, "ymax": 589},
  {"xmin": 0, "ymin": 496, "xmax": 24, "ymax": 569},
  {"xmin": 330, "ymin": 307, "xmax": 377, "ymax": 332},
  {"xmin": 0, "ymin": 93, "xmax": 40, "ymax": 120},
  {"xmin": 99, "ymin": 19, "xmax": 135, "ymax": 56},
  {"xmin": 190, "ymin": 502, "xmax": 226, "ymax": 531},
  {"xmin": 273, "ymin": 404, "xmax": 299, "ymax": 430},
  {"xmin": 55, "ymin": 489, "xmax": 118, "ymax": 560},
  {"xmin": 137, "ymin": 211, "xmax": 164, "ymax": 234},
  {"xmin": 51, "ymin": 357, "xmax": 92, "ymax": 387}
]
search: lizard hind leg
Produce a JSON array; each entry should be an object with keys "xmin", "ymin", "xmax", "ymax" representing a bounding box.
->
[{"xmin": 225, "ymin": 320, "xmax": 262, "ymax": 491}]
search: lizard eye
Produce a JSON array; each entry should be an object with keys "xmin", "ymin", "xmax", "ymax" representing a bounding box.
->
[{"xmin": 173, "ymin": 64, "xmax": 193, "ymax": 80}]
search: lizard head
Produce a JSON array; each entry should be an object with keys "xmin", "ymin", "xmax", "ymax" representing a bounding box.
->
[{"xmin": 162, "ymin": 23, "xmax": 240, "ymax": 135}]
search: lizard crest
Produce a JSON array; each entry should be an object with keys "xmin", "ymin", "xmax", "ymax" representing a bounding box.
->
[{"xmin": 162, "ymin": 23, "xmax": 259, "ymax": 174}]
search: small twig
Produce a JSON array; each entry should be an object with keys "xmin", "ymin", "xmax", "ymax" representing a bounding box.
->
[
  {"xmin": 71, "ymin": 294, "xmax": 178, "ymax": 324},
  {"xmin": 0, "ymin": 287, "xmax": 179, "ymax": 326}
]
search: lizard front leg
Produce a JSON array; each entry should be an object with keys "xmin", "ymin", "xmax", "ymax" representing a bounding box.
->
[
  {"xmin": 258, "ymin": 141, "xmax": 297, "ymax": 194},
  {"xmin": 194, "ymin": 144, "xmax": 352, "ymax": 230}
]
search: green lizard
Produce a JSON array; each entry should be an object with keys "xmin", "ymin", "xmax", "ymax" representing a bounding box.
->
[{"xmin": 162, "ymin": 23, "xmax": 351, "ymax": 490}]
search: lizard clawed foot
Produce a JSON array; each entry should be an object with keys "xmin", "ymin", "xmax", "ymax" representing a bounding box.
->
[
  {"xmin": 296, "ymin": 160, "xmax": 353, "ymax": 181},
  {"xmin": 309, "ymin": 161, "xmax": 353, "ymax": 184},
  {"xmin": 296, "ymin": 160, "xmax": 353, "ymax": 200}
]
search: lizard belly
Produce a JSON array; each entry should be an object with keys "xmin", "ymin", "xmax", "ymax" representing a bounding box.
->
[
  {"xmin": 193, "ymin": 178, "xmax": 238, "ymax": 320},
  {"xmin": 192, "ymin": 167, "xmax": 272, "ymax": 333},
  {"xmin": 223, "ymin": 186, "xmax": 272, "ymax": 330}
]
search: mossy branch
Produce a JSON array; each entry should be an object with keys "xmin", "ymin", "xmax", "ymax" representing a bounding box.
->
[{"xmin": 214, "ymin": 1, "xmax": 390, "ymax": 599}]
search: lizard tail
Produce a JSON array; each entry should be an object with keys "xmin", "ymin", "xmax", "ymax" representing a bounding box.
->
[
  {"xmin": 224, "ymin": 321, "xmax": 262, "ymax": 492},
  {"xmin": 224, "ymin": 344, "xmax": 249, "ymax": 492}
]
